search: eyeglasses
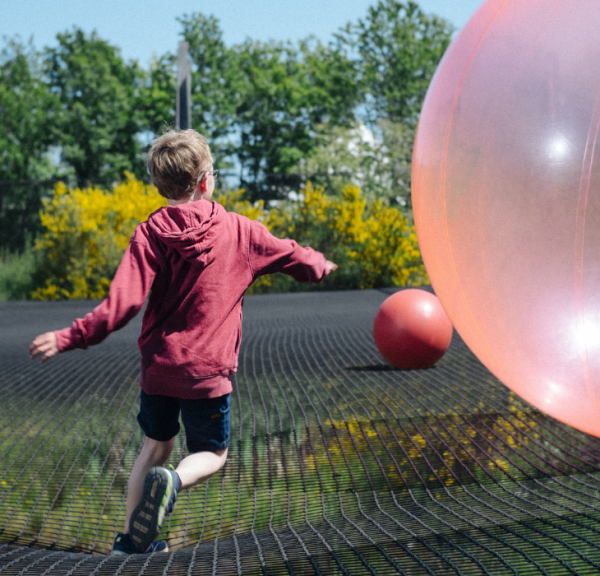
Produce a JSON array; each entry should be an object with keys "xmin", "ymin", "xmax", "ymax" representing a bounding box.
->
[{"xmin": 198, "ymin": 170, "xmax": 219, "ymax": 183}]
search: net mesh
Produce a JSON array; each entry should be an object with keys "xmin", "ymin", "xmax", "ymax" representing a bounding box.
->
[{"xmin": 2, "ymin": 289, "xmax": 600, "ymax": 575}]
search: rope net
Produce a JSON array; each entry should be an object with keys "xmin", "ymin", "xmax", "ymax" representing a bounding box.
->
[{"xmin": 1, "ymin": 289, "xmax": 600, "ymax": 575}]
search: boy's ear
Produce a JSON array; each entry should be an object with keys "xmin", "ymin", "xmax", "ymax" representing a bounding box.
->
[{"xmin": 197, "ymin": 168, "xmax": 213, "ymax": 193}]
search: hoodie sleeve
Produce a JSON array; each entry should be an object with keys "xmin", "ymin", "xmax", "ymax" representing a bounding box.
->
[
  {"xmin": 54, "ymin": 235, "xmax": 160, "ymax": 352},
  {"xmin": 248, "ymin": 220, "xmax": 329, "ymax": 283}
]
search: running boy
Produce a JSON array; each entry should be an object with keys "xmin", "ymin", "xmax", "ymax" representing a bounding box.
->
[{"xmin": 28, "ymin": 129, "xmax": 337, "ymax": 555}]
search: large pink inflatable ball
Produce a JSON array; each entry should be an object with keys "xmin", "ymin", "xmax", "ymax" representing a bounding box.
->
[
  {"xmin": 412, "ymin": 0, "xmax": 600, "ymax": 435},
  {"xmin": 373, "ymin": 289, "xmax": 453, "ymax": 369}
]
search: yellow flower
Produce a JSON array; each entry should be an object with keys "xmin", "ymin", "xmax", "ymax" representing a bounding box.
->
[
  {"xmin": 32, "ymin": 175, "xmax": 166, "ymax": 300},
  {"xmin": 32, "ymin": 177, "xmax": 429, "ymax": 300}
]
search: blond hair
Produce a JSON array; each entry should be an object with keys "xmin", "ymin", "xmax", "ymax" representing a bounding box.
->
[{"xmin": 147, "ymin": 129, "xmax": 212, "ymax": 200}]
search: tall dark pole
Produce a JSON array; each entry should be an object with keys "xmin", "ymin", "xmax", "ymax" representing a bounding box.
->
[{"xmin": 176, "ymin": 41, "xmax": 192, "ymax": 131}]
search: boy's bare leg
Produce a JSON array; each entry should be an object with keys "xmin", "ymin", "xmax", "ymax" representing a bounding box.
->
[
  {"xmin": 176, "ymin": 448, "xmax": 228, "ymax": 489},
  {"xmin": 123, "ymin": 441, "xmax": 227, "ymax": 534},
  {"xmin": 123, "ymin": 436, "xmax": 175, "ymax": 534}
]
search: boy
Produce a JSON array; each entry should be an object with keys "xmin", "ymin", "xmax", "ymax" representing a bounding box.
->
[{"xmin": 28, "ymin": 129, "xmax": 337, "ymax": 555}]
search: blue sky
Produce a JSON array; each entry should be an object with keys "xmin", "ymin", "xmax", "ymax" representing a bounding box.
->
[{"xmin": 2, "ymin": 0, "xmax": 483, "ymax": 66}]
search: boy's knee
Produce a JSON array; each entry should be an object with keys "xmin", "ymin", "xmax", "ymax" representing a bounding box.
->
[
  {"xmin": 143, "ymin": 436, "xmax": 175, "ymax": 461},
  {"xmin": 213, "ymin": 447, "xmax": 228, "ymax": 467}
]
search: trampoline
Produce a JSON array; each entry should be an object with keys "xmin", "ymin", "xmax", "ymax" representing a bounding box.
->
[{"xmin": 1, "ymin": 288, "xmax": 600, "ymax": 575}]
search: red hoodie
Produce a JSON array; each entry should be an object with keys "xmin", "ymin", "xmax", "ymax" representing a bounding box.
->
[{"xmin": 54, "ymin": 200, "xmax": 329, "ymax": 399}]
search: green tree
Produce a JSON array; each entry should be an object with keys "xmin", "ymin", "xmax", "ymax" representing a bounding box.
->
[
  {"xmin": 139, "ymin": 53, "xmax": 176, "ymax": 138},
  {"xmin": 44, "ymin": 28, "xmax": 146, "ymax": 182},
  {"xmin": 295, "ymin": 118, "xmax": 414, "ymax": 206},
  {"xmin": 0, "ymin": 38, "xmax": 61, "ymax": 250},
  {"xmin": 339, "ymin": 0, "xmax": 454, "ymax": 125},
  {"xmin": 297, "ymin": 0, "xmax": 452, "ymax": 207},
  {"xmin": 294, "ymin": 121, "xmax": 377, "ymax": 196},
  {"xmin": 177, "ymin": 13, "xmax": 361, "ymax": 201},
  {"xmin": 234, "ymin": 39, "xmax": 319, "ymax": 199},
  {"xmin": 233, "ymin": 37, "xmax": 360, "ymax": 201},
  {"xmin": 0, "ymin": 38, "xmax": 58, "ymax": 181},
  {"xmin": 377, "ymin": 117, "xmax": 414, "ymax": 206}
]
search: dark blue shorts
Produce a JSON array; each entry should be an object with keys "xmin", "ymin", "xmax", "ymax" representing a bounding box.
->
[{"xmin": 137, "ymin": 390, "xmax": 230, "ymax": 453}]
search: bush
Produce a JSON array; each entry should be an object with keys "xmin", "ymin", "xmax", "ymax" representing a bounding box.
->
[
  {"xmin": 30, "ymin": 177, "xmax": 428, "ymax": 300},
  {"xmin": 0, "ymin": 244, "xmax": 35, "ymax": 301},
  {"xmin": 31, "ymin": 175, "xmax": 166, "ymax": 300},
  {"xmin": 246, "ymin": 182, "xmax": 428, "ymax": 294}
]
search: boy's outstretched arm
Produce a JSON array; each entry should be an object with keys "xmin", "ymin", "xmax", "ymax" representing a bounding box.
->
[
  {"xmin": 29, "ymin": 332, "xmax": 59, "ymax": 363},
  {"xmin": 248, "ymin": 220, "xmax": 338, "ymax": 283},
  {"xmin": 27, "ymin": 230, "xmax": 159, "ymax": 363}
]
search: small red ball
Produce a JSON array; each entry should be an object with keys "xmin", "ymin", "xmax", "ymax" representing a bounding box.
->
[{"xmin": 373, "ymin": 289, "xmax": 453, "ymax": 369}]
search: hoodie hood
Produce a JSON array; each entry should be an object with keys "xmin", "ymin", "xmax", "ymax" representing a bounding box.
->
[{"xmin": 147, "ymin": 200, "xmax": 226, "ymax": 267}]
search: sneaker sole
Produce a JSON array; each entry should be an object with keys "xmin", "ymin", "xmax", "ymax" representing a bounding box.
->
[
  {"xmin": 111, "ymin": 543, "xmax": 170, "ymax": 555},
  {"xmin": 129, "ymin": 467, "xmax": 174, "ymax": 553}
]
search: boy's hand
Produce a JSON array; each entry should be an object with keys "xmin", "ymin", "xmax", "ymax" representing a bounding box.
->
[
  {"xmin": 29, "ymin": 332, "xmax": 59, "ymax": 364},
  {"xmin": 325, "ymin": 260, "xmax": 338, "ymax": 274}
]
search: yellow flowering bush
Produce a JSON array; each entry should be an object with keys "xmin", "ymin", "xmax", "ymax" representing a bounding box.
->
[
  {"xmin": 31, "ymin": 177, "xmax": 427, "ymax": 300},
  {"xmin": 31, "ymin": 175, "xmax": 166, "ymax": 300},
  {"xmin": 215, "ymin": 188, "xmax": 265, "ymax": 221},
  {"xmin": 245, "ymin": 182, "xmax": 429, "ymax": 294}
]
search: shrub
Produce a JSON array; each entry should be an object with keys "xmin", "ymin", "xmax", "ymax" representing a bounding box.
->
[
  {"xmin": 30, "ymin": 177, "xmax": 428, "ymax": 300},
  {"xmin": 0, "ymin": 244, "xmax": 35, "ymax": 301},
  {"xmin": 246, "ymin": 182, "xmax": 428, "ymax": 294},
  {"xmin": 31, "ymin": 175, "xmax": 166, "ymax": 300}
]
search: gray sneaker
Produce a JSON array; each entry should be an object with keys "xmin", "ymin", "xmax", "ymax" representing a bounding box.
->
[
  {"xmin": 128, "ymin": 467, "xmax": 178, "ymax": 553},
  {"xmin": 111, "ymin": 532, "xmax": 168, "ymax": 555}
]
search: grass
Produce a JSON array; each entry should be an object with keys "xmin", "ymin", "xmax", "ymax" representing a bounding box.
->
[
  {"xmin": 0, "ymin": 369, "xmax": 582, "ymax": 556},
  {"xmin": 0, "ymin": 246, "xmax": 35, "ymax": 301}
]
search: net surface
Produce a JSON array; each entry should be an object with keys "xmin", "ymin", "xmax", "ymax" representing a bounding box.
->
[{"xmin": 1, "ymin": 289, "xmax": 600, "ymax": 575}]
